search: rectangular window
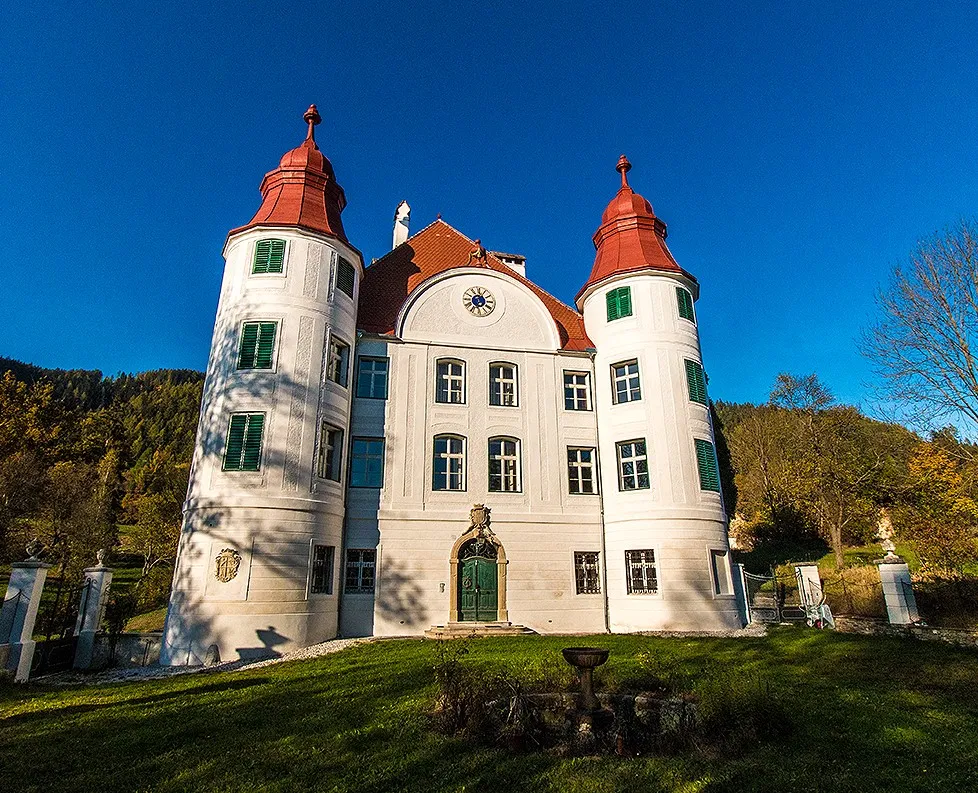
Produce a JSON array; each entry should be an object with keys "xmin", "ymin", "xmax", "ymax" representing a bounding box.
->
[
  {"xmin": 237, "ymin": 321, "xmax": 277, "ymax": 370},
  {"xmin": 356, "ymin": 357, "xmax": 389, "ymax": 399},
  {"xmin": 489, "ymin": 363, "xmax": 518, "ymax": 407},
  {"xmin": 574, "ymin": 552, "xmax": 601, "ymax": 594},
  {"xmin": 606, "ymin": 286, "xmax": 633, "ymax": 321},
  {"xmin": 695, "ymin": 438, "xmax": 721, "ymax": 492},
  {"xmin": 435, "ymin": 360, "xmax": 465, "ymax": 404},
  {"xmin": 316, "ymin": 422, "xmax": 343, "ymax": 481},
  {"xmin": 336, "ymin": 257, "xmax": 356, "ymax": 298},
  {"xmin": 253, "ymin": 239, "xmax": 286, "ymax": 274},
  {"xmin": 676, "ymin": 286, "xmax": 695, "ymax": 322},
  {"xmin": 612, "ymin": 360, "xmax": 641, "ymax": 404},
  {"xmin": 433, "ymin": 435, "xmax": 465, "ymax": 490},
  {"xmin": 684, "ymin": 359, "xmax": 708, "ymax": 405},
  {"xmin": 626, "ymin": 549, "xmax": 658, "ymax": 594},
  {"xmin": 488, "ymin": 438, "xmax": 520, "ymax": 492},
  {"xmin": 327, "ymin": 336, "xmax": 350, "ymax": 387},
  {"xmin": 310, "ymin": 545, "xmax": 335, "ymax": 595},
  {"xmin": 344, "ymin": 549, "xmax": 376, "ymax": 594},
  {"xmin": 567, "ymin": 447, "xmax": 597, "ymax": 494},
  {"xmin": 223, "ymin": 413, "xmax": 265, "ymax": 471},
  {"xmin": 350, "ymin": 438, "xmax": 385, "ymax": 488},
  {"xmin": 563, "ymin": 371, "xmax": 592, "ymax": 411},
  {"xmin": 710, "ymin": 549, "xmax": 732, "ymax": 596},
  {"xmin": 617, "ymin": 439, "xmax": 650, "ymax": 491}
]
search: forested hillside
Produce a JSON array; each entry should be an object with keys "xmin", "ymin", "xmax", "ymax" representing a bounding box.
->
[{"xmin": 0, "ymin": 359, "xmax": 204, "ymax": 622}]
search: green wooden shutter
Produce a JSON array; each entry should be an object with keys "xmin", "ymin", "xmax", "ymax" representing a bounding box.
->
[
  {"xmin": 684, "ymin": 359, "xmax": 708, "ymax": 404},
  {"xmin": 253, "ymin": 240, "xmax": 285, "ymax": 274},
  {"xmin": 676, "ymin": 287, "xmax": 695, "ymax": 322},
  {"xmin": 618, "ymin": 287, "xmax": 632, "ymax": 317},
  {"xmin": 254, "ymin": 322, "xmax": 276, "ymax": 369},
  {"xmin": 224, "ymin": 415, "xmax": 248, "ymax": 470},
  {"xmin": 606, "ymin": 287, "xmax": 633, "ymax": 321},
  {"xmin": 695, "ymin": 438, "xmax": 721, "ymax": 492},
  {"xmin": 267, "ymin": 240, "xmax": 285, "ymax": 273},
  {"xmin": 241, "ymin": 414, "xmax": 265, "ymax": 471},
  {"xmin": 238, "ymin": 323, "xmax": 260, "ymax": 368},
  {"xmin": 336, "ymin": 258, "xmax": 356, "ymax": 298}
]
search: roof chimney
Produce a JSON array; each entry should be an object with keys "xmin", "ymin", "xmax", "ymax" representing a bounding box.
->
[{"xmin": 393, "ymin": 200, "xmax": 411, "ymax": 249}]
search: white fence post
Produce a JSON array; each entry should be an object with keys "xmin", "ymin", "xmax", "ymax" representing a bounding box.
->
[
  {"xmin": 877, "ymin": 558, "xmax": 920, "ymax": 625},
  {"xmin": 1, "ymin": 557, "xmax": 53, "ymax": 681},
  {"xmin": 73, "ymin": 554, "xmax": 113, "ymax": 670}
]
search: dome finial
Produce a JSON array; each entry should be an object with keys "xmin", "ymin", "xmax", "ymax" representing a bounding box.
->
[
  {"xmin": 616, "ymin": 154, "xmax": 632, "ymax": 188},
  {"xmin": 303, "ymin": 104, "xmax": 322, "ymax": 142}
]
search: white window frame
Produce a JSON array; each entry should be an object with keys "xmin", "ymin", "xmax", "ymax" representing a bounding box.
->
[
  {"xmin": 625, "ymin": 549, "xmax": 659, "ymax": 595},
  {"xmin": 316, "ymin": 421, "xmax": 343, "ymax": 481},
  {"xmin": 574, "ymin": 551, "xmax": 602, "ymax": 594},
  {"xmin": 488, "ymin": 437, "xmax": 521, "ymax": 493},
  {"xmin": 308, "ymin": 543, "xmax": 335, "ymax": 596},
  {"xmin": 617, "ymin": 439, "xmax": 650, "ymax": 491},
  {"xmin": 611, "ymin": 359, "xmax": 641, "ymax": 404},
  {"xmin": 326, "ymin": 334, "xmax": 350, "ymax": 387},
  {"xmin": 567, "ymin": 447, "xmax": 597, "ymax": 494},
  {"xmin": 489, "ymin": 362, "xmax": 519, "ymax": 407},
  {"xmin": 563, "ymin": 371, "xmax": 592, "ymax": 411},
  {"xmin": 355, "ymin": 356, "xmax": 389, "ymax": 399},
  {"xmin": 435, "ymin": 359, "xmax": 466, "ymax": 404},
  {"xmin": 433, "ymin": 434, "xmax": 466, "ymax": 491},
  {"xmin": 350, "ymin": 437, "xmax": 385, "ymax": 488},
  {"xmin": 344, "ymin": 549, "xmax": 376, "ymax": 594}
]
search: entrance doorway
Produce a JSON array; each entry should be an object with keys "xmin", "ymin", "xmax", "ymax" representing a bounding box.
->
[{"xmin": 458, "ymin": 538, "xmax": 498, "ymax": 622}]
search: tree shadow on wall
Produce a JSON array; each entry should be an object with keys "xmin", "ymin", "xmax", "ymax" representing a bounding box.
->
[{"xmin": 375, "ymin": 556, "xmax": 427, "ymax": 633}]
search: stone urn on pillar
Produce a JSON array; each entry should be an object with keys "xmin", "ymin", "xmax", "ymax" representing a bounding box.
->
[{"xmin": 562, "ymin": 647, "xmax": 610, "ymax": 712}]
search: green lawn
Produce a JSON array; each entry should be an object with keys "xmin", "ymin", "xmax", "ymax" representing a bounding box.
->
[{"xmin": 2, "ymin": 628, "xmax": 977, "ymax": 792}]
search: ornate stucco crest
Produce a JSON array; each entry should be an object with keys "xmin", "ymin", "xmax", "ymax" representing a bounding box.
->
[
  {"xmin": 215, "ymin": 548, "xmax": 242, "ymax": 583},
  {"xmin": 470, "ymin": 503, "xmax": 491, "ymax": 532}
]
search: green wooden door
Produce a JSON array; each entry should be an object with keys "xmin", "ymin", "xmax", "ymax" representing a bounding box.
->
[{"xmin": 459, "ymin": 557, "xmax": 498, "ymax": 622}]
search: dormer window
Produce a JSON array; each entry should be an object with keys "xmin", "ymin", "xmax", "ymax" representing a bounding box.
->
[{"xmin": 253, "ymin": 239, "xmax": 286, "ymax": 274}]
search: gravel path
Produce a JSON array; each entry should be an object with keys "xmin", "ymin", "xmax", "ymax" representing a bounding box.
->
[{"xmin": 40, "ymin": 638, "xmax": 365, "ymax": 686}]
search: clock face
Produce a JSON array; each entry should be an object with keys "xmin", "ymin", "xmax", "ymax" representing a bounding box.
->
[{"xmin": 463, "ymin": 286, "xmax": 496, "ymax": 317}]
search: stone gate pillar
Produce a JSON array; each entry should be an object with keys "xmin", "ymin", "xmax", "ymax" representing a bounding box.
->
[
  {"xmin": 73, "ymin": 551, "xmax": 113, "ymax": 670},
  {"xmin": 0, "ymin": 549, "xmax": 52, "ymax": 682},
  {"xmin": 877, "ymin": 558, "xmax": 919, "ymax": 625}
]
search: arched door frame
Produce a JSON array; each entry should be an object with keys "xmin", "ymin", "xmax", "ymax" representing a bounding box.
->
[{"xmin": 449, "ymin": 529, "xmax": 508, "ymax": 623}]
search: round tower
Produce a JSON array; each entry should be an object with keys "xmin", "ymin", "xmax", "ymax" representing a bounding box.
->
[
  {"xmin": 161, "ymin": 106, "xmax": 364, "ymax": 664},
  {"xmin": 577, "ymin": 156, "xmax": 741, "ymax": 632}
]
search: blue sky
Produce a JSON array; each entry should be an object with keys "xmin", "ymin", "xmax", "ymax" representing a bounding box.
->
[{"xmin": 2, "ymin": 2, "xmax": 977, "ymax": 410}]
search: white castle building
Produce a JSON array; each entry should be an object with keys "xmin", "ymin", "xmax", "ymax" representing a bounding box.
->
[{"xmin": 161, "ymin": 106, "xmax": 742, "ymax": 665}]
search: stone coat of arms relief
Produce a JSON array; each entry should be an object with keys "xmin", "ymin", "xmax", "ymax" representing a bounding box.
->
[{"xmin": 214, "ymin": 548, "xmax": 242, "ymax": 583}]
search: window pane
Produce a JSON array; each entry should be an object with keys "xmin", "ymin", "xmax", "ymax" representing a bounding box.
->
[
  {"xmin": 351, "ymin": 438, "xmax": 384, "ymax": 487},
  {"xmin": 356, "ymin": 357, "xmax": 389, "ymax": 399}
]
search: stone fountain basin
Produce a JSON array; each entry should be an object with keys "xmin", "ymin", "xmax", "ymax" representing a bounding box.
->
[{"xmin": 561, "ymin": 647, "xmax": 610, "ymax": 668}]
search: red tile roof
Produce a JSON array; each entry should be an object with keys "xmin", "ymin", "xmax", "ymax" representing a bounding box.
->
[
  {"xmin": 576, "ymin": 155, "xmax": 691, "ymax": 303},
  {"xmin": 230, "ymin": 105, "xmax": 349, "ymax": 242},
  {"xmin": 358, "ymin": 220, "xmax": 592, "ymax": 351}
]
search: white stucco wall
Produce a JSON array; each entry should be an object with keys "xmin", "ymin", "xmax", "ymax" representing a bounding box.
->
[
  {"xmin": 162, "ymin": 227, "xmax": 362, "ymax": 664},
  {"xmin": 341, "ymin": 270, "xmax": 607, "ymax": 636},
  {"xmin": 581, "ymin": 272, "xmax": 742, "ymax": 631}
]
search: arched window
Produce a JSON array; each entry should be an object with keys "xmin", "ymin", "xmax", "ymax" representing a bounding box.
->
[
  {"xmin": 489, "ymin": 362, "xmax": 518, "ymax": 407},
  {"xmin": 435, "ymin": 359, "xmax": 466, "ymax": 404},
  {"xmin": 433, "ymin": 434, "xmax": 466, "ymax": 491},
  {"xmin": 488, "ymin": 437, "xmax": 521, "ymax": 493}
]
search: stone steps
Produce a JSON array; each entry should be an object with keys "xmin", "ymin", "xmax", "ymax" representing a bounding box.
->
[{"xmin": 424, "ymin": 622, "xmax": 537, "ymax": 639}]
